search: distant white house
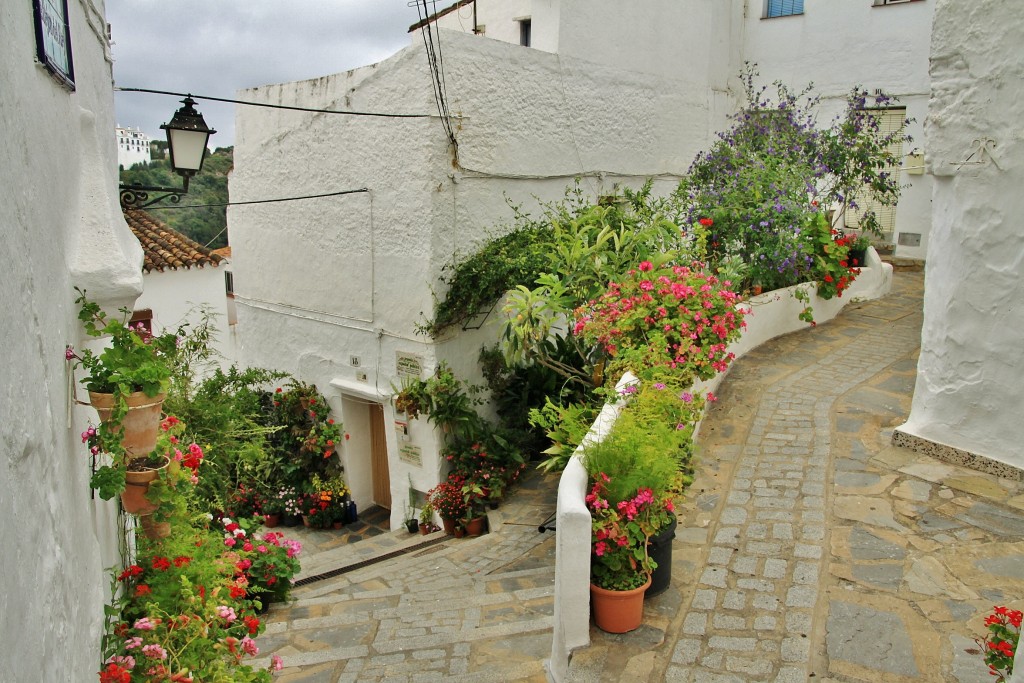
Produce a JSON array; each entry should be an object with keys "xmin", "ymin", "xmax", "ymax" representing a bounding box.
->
[
  {"xmin": 124, "ymin": 209, "xmax": 236, "ymax": 368},
  {"xmin": 116, "ymin": 125, "xmax": 152, "ymax": 169},
  {"xmin": 231, "ymin": 0, "xmax": 937, "ymax": 525}
]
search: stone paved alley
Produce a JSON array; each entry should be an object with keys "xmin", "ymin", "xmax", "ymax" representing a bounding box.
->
[{"xmin": 257, "ymin": 271, "xmax": 1024, "ymax": 682}]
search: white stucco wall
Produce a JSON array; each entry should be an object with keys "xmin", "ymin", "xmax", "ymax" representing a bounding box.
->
[
  {"xmin": 740, "ymin": 0, "xmax": 934, "ymax": 260},
  {"xmin": 135, "ymin": 264, "xmax": 236, "ymax": 370},
  {"xmin": 1, "ymin": 0, "xmax": 142, "ymax": 679},
  {"xmin": 899, "ymin": 0, "xmax": 1024, "ymax": 472}
]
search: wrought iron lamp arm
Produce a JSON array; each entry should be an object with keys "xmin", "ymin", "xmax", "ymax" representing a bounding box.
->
[{"xmin": 119, "ymin": 177, "xmax": 191, "ymax": 210}]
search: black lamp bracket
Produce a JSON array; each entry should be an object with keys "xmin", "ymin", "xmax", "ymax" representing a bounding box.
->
[{"xmin": 119, "ymin": 179, "xmax": 190, "ymax": 210}]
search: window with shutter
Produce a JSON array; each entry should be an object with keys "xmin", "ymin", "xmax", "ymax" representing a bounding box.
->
[{"xmin": 765, "ymin": 0, "xmax": 804, "ymax": 18}]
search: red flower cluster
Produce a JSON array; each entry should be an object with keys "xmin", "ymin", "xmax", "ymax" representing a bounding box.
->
[{"xmin": 975, "ymin": 605, "xmax": 1021, "ymax": 679}]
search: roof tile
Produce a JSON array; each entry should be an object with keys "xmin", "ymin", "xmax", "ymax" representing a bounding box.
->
[{"xmin": 123, "ymin": 209, "xmax": 223, "ymax": 273}]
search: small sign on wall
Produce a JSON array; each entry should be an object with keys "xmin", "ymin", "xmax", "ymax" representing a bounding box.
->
[
  {"xmin": 33, "ymin": 0, "xmax": 75, "ymax": 90},
  {"xmin": 396, "ymin": 352, "xmax": 423, "ymax": 378},
  {"xmin": 399, "ymin": 443, "xmax": 422, "ymax": 467}
]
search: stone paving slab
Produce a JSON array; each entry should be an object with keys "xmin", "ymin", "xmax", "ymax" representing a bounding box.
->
[{"xmin": 254, "ymin": 471, "xmax": 559, "ymax": 682}]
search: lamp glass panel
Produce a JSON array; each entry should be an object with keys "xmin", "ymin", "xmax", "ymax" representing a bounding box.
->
[{"xmin": 168, "ymin": 128, "xmax": 208, "ymax": 172}]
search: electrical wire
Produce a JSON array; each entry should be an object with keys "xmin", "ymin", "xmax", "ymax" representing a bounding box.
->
[
  {"xmin": 415, "ymin": 1, "xmax": 459, "ymax": 152},
  {"xmin": 143, "ymin": 188, "xmax": 369, "ymax": 210},
  {"xmin": 115, "ymin": 87, "xmax": 435, "ymax": 119}
]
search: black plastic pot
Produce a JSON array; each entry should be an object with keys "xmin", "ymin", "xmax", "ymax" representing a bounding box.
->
[
  {"xmin": 405, "ymin": 519, "xmax": 419, "ymax": 534},
  {"xmin": 646, "ymin": 516, "xmax": 678, "ymax": 598}
]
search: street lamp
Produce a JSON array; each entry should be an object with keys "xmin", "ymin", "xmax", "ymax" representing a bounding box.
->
[{"xmin": 119, "ymin": 96, "xmax": 217, "ymax": 209}]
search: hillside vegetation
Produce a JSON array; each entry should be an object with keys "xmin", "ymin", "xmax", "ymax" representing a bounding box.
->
[{"xmin": 120, "ymin": 146, "xmax": 232, "ymax": 249}]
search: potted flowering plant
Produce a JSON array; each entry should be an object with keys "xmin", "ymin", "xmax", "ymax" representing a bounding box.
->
[
  {"xmin": 427, "ymin": 476, "xmax": 467, "ymax": 533},
  {"xmin": 461, "ymin": 480, "xmax": 487, "ymax": 536},
  {"xmin": 266, "ymin": 486, "xmax": 301, "ymax": 527},
  {"xmin": 583, "ymin": 472, "xmax": 675, "ymax": 633},
  {"xmin": 233, "ymin": 526, "xmax": 303, "ymax": 607},
  {"xmin": 968, "ymin": 605, "xmax": 1021, "ymax": 681},
  {"xmin": 303, "ymin": 474, "xmax": 350, "ymax": 528},
  {"xmin": 68, "ymin": 290, "xmax": 184, "ymax": 500}
]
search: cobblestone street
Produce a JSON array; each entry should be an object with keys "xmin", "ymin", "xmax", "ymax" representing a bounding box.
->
[{"xmin": 256, "ymin": 271, "xmax": 1024, "ymax": 682}]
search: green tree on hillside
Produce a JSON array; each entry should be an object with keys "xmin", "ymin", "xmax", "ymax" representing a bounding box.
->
[{"xmin": 120, "ymin": 146, "xmax": 232, "ymax": 249}]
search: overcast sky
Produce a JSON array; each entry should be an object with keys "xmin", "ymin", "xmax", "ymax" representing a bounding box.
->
[{"xmin": 107, "ymin": 0, "xmax": 425, "ymax": 147}]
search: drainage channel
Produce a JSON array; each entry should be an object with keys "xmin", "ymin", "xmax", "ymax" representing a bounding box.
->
[{"xmin": 293, "ymin": 535, "xmax": 451, "ymax": 587}]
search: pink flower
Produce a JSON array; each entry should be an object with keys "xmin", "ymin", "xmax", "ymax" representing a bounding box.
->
[
  {"xmin": 271, "ymin": 655, "xmax": 284, "ymax": 671},
  {"xmin": 105, "ymin": 654, "xmax": 135, "ymax": 670},
  {"xmin": 594, "ymin": 541, "xmax": 608, "ymax": 557},
  {"xmin": 224, "ymin": 537, "xmax": 236, "ymax": 548},
  {"xmin": 141, "ymin": 644, "xmax": 167, "ymax": 660},
  {"xmin": 133, "ymin": 618, "xmax": 155, "ymax": 631},
  {"xmin": 65, "ymin": 346, "xmax": 76, "ymax": 361},
  {"xmin": 240, "ymin": 636, "xmax": 259, "ymax": 656},
  {"xmin": 638, "ymin": 261, "xmax": 653, "ymax": 272},
  {"xmin": 124, "ymin": 637, "xmax": 143, "ymax": 650},
  {"xmin": 216, "ymin": 605, "xmax": 237, "ymax": 622},
  {"xmin": 257, "ymin": 545, "xmax": 268, "ymax": 553}
]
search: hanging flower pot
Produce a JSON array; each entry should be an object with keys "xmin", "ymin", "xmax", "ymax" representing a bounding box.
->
[
  {"xmin": 89, "ymin": 391, "xmax": 167, "ymax": 457},
  {"xmin": 138, "ymin": 513, "xmax": 170, "ymax": 540},
  {"xmin": 590, "ymin": 576, "xmax": 651, "ymax": 633},
  {"xmin": 120, "ymin": 456, "xmax": 170, "ymax": 515}
]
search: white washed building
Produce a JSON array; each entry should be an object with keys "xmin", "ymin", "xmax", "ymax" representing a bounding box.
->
[
  {"xmin": 232, "ymin": 0, "xmax": 938, "ymax": 524},
  {"xmin": 124, "ymin": 209, "xmax": 237, "ymax": 369},
  {"xmin": 1, "ymin": 0, "xmax": 144, "ymax": 678},
  {"xmin": 116, "ymin": 124, "xmax": 152, "ymax": 169}
]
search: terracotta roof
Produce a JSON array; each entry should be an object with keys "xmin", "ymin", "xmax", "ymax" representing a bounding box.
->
[
  {"xmin": 210, "ymin": 246, "xmax": 232, "ymax": 260},
  {"xmin": 123, "ymin": 209, "xmax": 223, "ymax": 273}
]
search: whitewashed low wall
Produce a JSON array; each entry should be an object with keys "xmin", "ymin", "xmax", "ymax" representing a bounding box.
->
[{"xmin": 545, "ymin": 253, "xmax": 892, "ymax": 680}]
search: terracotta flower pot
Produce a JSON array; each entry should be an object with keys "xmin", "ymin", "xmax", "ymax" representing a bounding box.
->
[
  {"xmin": 263, "ymin": 514, "xmax": 281, "ymax": 528},
  {"xmin": 441, "ymin": 517, "xmax": 456, "ymax": 535},
  {"xmin": 590, "ymin": 576, "xmax": 652, "ymax": 633},
  {"xmin": 89, "ymin": 391, "xmax": 166, "ymax": 457},
  {"xmin": 139, "ymin": 514, "xmax": 170, "ymax": 540},
  {"xmin": 453, "ymin": 526, "xmax": 466, "ymax": 539},
  {"xmin": 120, "ymin": 456, "xmax": 169, "ymax": 515},
  {"xmin": 464, "ymin": 516, "xmax": 485, "ymax": 537}
]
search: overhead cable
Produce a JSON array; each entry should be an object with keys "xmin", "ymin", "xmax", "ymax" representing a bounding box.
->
[
  {"xmin": 414, "ymin": 1, "xmax": 459, "ymax": 151},
  {"xmin": 144, "ymin": 188, "xmax": 370, "ymax": 210},
  {"xmin": 115, "ymin": 87, "xmax": 436, "ymax": 119}
]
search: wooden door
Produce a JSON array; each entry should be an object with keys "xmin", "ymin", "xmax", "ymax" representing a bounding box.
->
[{"xmin": 369, "ymin": 403, "xmax": 391, "ymax": 509}]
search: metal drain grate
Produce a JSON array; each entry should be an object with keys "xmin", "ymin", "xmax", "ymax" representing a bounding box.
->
[{"xmin": 293, "ymin": 535, "xmax": 450, "ymax": 587}]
